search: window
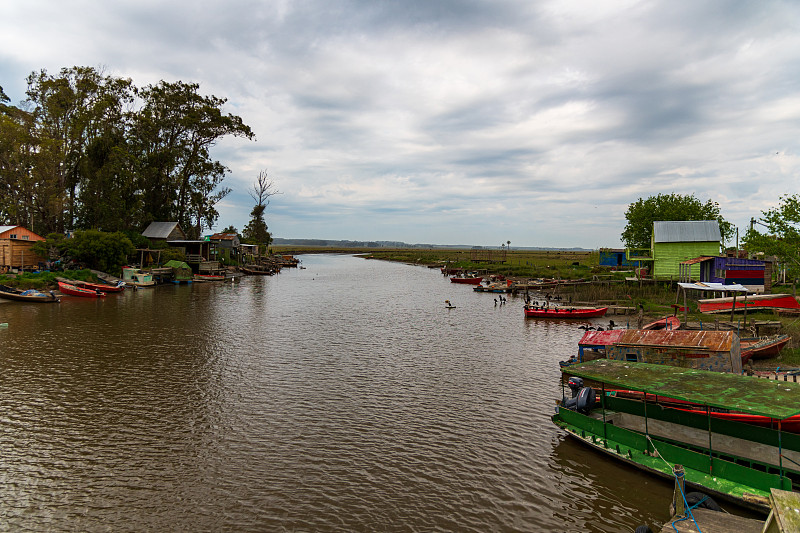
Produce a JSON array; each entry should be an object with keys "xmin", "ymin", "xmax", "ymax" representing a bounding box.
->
[
  {"xmin": 9, "ymin": 234, "xmax": 16, "ymax": 239},
  {"xmin": 626, "ymin": 353, "xmax": 638, "ymax": 362}
]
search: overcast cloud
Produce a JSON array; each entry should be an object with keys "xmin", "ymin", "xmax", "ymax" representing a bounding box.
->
[{"xmin": 2, "ymin": 0, "xmax": 799, "ymax": 248}]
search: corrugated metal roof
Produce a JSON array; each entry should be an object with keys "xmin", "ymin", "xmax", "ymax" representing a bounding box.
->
[
  {"xmin": 563, "ymin": 359, "xmax": 800, "ymax": 419},
  {"xmin": 142, "ymin": 222, "xmax": 181, "ymax": 239},
  {"xmin": 653, "ymin": 220, "xmax": 721, "ymax": 243},
  {"xmin": 578, "ymin": 329, "xmax": 624, "ymax": 346},
  {"xmin": 0, "ymin": 225, "xmax": 19, "ymax": 234},
  {"xmin": 615, "ymin": 329, "xmax": 735, "ymax": 351}
]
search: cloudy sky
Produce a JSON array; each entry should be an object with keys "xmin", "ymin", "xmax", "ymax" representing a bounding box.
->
[{"xmin": 2, "ymin": 1, "xmax": 799, "ymax": 248}]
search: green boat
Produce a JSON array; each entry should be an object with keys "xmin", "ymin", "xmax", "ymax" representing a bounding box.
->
[{"xmin": 554, "ymin": 359, "xmax": 800, "ymax": 513}]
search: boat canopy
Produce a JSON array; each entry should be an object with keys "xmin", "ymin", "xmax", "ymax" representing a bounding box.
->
[
  {"xmin": 677, "ymin": 281, "xmax": 748, "ymax": 292},
  {"xmin": 563, "ymin": 359, "xmax": 800, "ymax": 420}
]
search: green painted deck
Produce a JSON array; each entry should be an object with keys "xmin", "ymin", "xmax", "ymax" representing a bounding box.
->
[{"xmin": 562, "ymin": 359, "xmax": 800, "ymax": 419}]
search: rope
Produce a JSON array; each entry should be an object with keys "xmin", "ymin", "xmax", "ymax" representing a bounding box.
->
[{"xmin": 646, "ymin": 436, "xmax": 703, "ymax": 532}]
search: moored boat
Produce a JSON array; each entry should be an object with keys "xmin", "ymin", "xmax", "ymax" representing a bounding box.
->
[
  {"xmin": 122, "ymin": 267, "xmax": 156, "ymax": 287},
  {"xmin": 193, "ymin": 274, "xmax": 226, "ymax": 282},
  {"xmin": 0, "ymin": 284, "xmax": 60, "ymax": 303},
  {"xmin": 59, "ymin": 278, "xmax": 125, "ymax": 293},
  {"xmin": 741, "ymin": 334, "xmax": 791, "ymax": 360},
  {"xmin": 555, "ymin": 359, "xmax": 800, "ymax": 513},
  {"xmin": 642, "ymin": 315, "xmax": 680, "ymax": 330},
  {"xmin": 57, "ymin": 281, "xmax": 105, "ymax": 298},
  {"xmin": 450, "ymin": 275, "xmax": 483, "ymax": 284},
  {"xmin": 524, "ymin": 305, "xmax": 607, "ymax": 318}
]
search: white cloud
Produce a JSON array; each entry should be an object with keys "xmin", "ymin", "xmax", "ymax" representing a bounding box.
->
[{"xmin": 2, "ymin": 0, "xmax": 800, "ymax": 247}]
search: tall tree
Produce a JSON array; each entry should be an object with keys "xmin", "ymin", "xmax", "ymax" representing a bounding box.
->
[
  {"xmin": 621, "ymin": 193, "xmax": 733, "ymax": 249},
  {"xmin": 743, "ymin": 194, "xmax": 800, "ymax": 279},
  {"xmin": 242, "ymin": 169, "xmax": 278, "ymax": 247},
  {"xmin": 130, "ymin": 81, "xmax": 254, "ymax": 237}
]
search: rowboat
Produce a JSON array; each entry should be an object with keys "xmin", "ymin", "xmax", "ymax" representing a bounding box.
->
[
  {"xmin": 193, "ymin": 274, "xmax": 226, "ymax": 282},
  {"xmin": 57, "ymin": 281, "xmax": 105, "ymax": 298},
  {"xmin": 0, "ymin": 284, "xmax": 60, "ymax": 303},
  {"xmin": 741, "ymin": 334, "xmax": 791, "ymax": 360},
  {"xmin": 240, "ymin": 266, "xmax": 274, "ymax": 275},
  {"xmin": 699, "ymin": 293, "xmax": 800, "ymax": 314},
  {"xmin": 555, "ymin": 359, "xmax": 800, "ymax": 513},
  {"xmin": 58, "ymin": 278, "xmax": 125, "ymax": 293},
  {"xmin": 450, "ymin": 276, "xmax": 483, "ymax": 284},
  {"xmin": 524, "ymin": 306, "xmax": 607, "ymax": 318},
  {"xmin": 642, "ymin": 315, "xmax": 680, "ymax": 330}
]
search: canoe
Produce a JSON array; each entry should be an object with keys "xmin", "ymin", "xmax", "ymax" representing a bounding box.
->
[
  {"xmin": 194, "ymin": 274, "xmax": 226, "ymax": 282},
  {"xmin": 61, "ymin": 279, "xmax": 125, "ymax": 293},
  {"xmin": 57, "ymin": 281, "xmax": 105, "ymax": 298},
  {"xmin": 741, "ymin": 334, "xmax": 791, "ymax": 360},
  {"xmin": 450, "ymin": 276, "xmax": 483, "ymax": 284},
  {"xmin": 0, "ymin": 284, "xmax": 60, "ymax": 303},
  {"xmin": 642, "ymin": 316, "xmax": 680, "ymax": 330},
  {"xmin": 699, "ymin": 293, "xmax": 800, "ymax": 314},
  {"xmin": 524, "ymin": 306, "xmax": 607, "ymax": 318}
]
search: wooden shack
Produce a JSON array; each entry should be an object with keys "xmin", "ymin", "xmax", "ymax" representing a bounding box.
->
[
  {"xmin": 652, "ymin": 221, "xmax": 722, "ymax": 279},
  {"xmin": 606, "ymin": 330, "xmax": 741, "ymax": 373},
  {"xmin": 0, "ymin": 225, "xmax": 46, "ymax": 270}
]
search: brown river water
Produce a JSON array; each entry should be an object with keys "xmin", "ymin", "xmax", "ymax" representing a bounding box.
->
[{"xmin": 0, "ymin": 254, "xmax": 681, "ymax": 532}]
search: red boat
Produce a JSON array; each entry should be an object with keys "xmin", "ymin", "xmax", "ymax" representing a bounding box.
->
[
  {"xmin": 699, "ymin": 293, "xmax": 800, "ymax": 314},
  {"xmin": 450, "ymin": 276, "xmax": 483, "ymax": 284},
  {"xmin": 194, "ymin": 274, "xmax": 226, "ymax": 282},
  {"xmin": 67, "ymin": 280, "xmax": 125, "ymax": 293},
  {"xmin": 57, "ymin": 281, "xmax": 105, "ymax": 298},
  {"xmin": 741, "ymin": 334, "xmax": 791, "ymax": 360},
  {"xmin": 642, "ymin": 316, "xmax": 680, "ymax": 330},
  {"xmin": 524, "ymin": 306, "xmax": 607, "ymax": 318},
  {"xmin": 606, "ymin": 389, "xmax": 800, "ymax": 434}
]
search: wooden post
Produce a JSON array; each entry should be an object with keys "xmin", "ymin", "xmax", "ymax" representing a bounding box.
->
[
  {"xmin": 673, "ymin": 464, "xmax": 686, "ymax": 517},
  {"xmin": 730, "ymin": 291, "xmax": 736, "ymax": 323}
]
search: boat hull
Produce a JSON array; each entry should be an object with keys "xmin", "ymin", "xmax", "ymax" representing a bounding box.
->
[
  {"xmin": 524, "ymin": 307, "xmax": 607, "ymax": 318},
  {"xmin": 0, "ymin": 284, "xmax": 60, "ymax": 303},
  {"xmin": 57, "ymin": 281, "xmax": 105, "ymax": 298},
  {"xmin": 450, "ymin": 277, "xmax": 483, "ymax": 284},
  {"xmin": 741, "ymin": 335, "xmax": 791, "ymax": 360}
]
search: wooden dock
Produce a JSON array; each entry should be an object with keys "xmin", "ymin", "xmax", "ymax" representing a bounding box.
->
[{"xmin": 659, "ymin": 508, "xmax": 763, "ymax": 532}]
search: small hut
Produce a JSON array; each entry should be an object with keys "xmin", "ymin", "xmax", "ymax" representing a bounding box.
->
[{"xmin": 0, "ymin": 226, "xmax": 46, "ymax": 270}]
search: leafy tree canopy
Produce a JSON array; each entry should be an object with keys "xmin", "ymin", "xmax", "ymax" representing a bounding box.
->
[
  {"xmin": 34, "ymin": 230, "xmax": 134, "ymax": 274},
  {"xmin": 743, "ymin": 194, "xmax": 800, "ymax": 279},
  {"xmin": 621, "ymin": 193, "xmax": 733, "ymax": 249}
]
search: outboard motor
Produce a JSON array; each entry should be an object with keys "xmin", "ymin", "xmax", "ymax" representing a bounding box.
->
[{"xmin": 562, "ymin": 377, "xmax": 596, "ymax": 414}]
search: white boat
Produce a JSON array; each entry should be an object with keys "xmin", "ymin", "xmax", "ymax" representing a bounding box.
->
[{"xmin": 122, "ymin": 267, "xmax": 156, "ymax": 287}]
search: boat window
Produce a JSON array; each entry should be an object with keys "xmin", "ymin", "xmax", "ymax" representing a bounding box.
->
[{"xmin": 626, "ymin": 353, "xmax": 638, "ymax": 362}]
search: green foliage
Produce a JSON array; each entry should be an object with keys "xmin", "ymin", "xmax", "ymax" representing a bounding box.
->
[
  {"xmin": 2, "ymin": 66, "xmax": 253, "ymax": 236},
  {"xmin": 159, "ymin": 247, "xmax": 186, "ymax": 263},
  {"xmin": 743, "ymin": 194, "xmax": 800, "ymax": 279},
  {"xmin": 61, "ymin": 230, "xmax": 135, "ymax": 274},
  {"xmin": 621, "ymin": 193, "xmax": 733, "ymax": 249}
]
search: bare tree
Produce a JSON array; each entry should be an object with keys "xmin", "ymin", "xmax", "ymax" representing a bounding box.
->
[{"xmin": 249, "ymin": 169, "xmax": 280, "ymax": 207}]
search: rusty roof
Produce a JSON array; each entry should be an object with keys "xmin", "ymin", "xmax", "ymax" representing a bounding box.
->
[
  {"xmin": 578, "ymin": 329, "xmax": 625, "ymax": 346},
  {"xmin": 615, "ymin": 329, "xmax": 735, "ymax": 351}
]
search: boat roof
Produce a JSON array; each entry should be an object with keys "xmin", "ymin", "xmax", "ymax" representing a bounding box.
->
[
  {"xmin": 678, "ymin": 281, "xmax": 748, "ymax": 292},
  {"xmin": 563, "ymin": 359, "xmax": 800, "ymax": 419},
  {"xmin": 578, "ymin": 329, "xmax": 624, "ymax": 346}
]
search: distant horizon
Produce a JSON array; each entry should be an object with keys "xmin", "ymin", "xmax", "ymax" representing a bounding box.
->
[{"xmin": 270, "ymin": 237, "xmax": 596, "ymax": 251}]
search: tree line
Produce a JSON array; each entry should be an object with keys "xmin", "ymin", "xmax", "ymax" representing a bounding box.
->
[
  {"xmin": 621, "ymin": 192, "xmax": 800, "ymax": 280},
  {"xmin": 0, "ymin": 66, "xmax": 254, "ymax": 239}
]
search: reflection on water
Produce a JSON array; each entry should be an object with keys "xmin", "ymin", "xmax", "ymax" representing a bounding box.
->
[{"xmin": 0, "ymin": 255, "xmax": 672, "ymax": 531}]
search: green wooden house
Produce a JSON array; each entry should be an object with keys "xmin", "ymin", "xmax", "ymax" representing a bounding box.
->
[{"xmin": 651, "ymin": 220, "xmax": 721, "ymax": 279}]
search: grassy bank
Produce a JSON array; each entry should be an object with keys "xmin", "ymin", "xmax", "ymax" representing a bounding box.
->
[{"xmin": 0, "ymin": 269, "xmax": 97, "ymax": 290}]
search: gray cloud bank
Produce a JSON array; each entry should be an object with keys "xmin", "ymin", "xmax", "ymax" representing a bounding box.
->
[{"xmin": 2, "ymin": 0, "xmax": 799, "ymax": 247}]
